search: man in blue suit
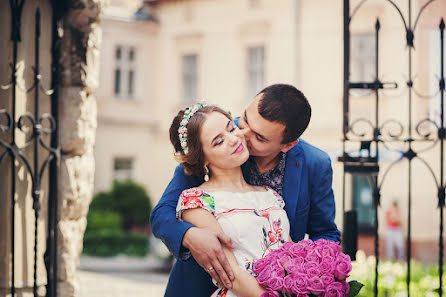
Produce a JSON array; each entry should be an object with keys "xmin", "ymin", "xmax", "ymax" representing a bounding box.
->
[{"xmin": 150, "ymin": 84, "xmax": 341, "ymax": 297}]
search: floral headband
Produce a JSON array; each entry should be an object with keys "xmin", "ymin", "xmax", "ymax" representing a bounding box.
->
[{"xmin": 178, "ymin": 102, "xmax": 206, "ymax": 154}]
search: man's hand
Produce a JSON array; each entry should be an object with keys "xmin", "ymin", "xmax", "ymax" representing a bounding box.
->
[{"xmin": 183, "ymin": 227, "xmax": 235, "ymax": 289}]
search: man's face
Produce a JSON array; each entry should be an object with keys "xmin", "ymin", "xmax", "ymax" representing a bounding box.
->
[{"xmin": 238, "ymin": 94, "xmax": 288, "ymax": 158}]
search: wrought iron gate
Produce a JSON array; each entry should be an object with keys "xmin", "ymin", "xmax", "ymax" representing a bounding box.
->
[
  {"xmin": 341, "ymin": 0, "xmax": 445, "ymax": 296},
  {"xmin": 1, "ymin": 1, "xmax": 63, "ymax": 296}
]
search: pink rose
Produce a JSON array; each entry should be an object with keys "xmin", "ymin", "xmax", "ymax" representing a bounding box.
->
[
  {"xmin": 303, "ymin": 261, "xmax": 319, "ymax": 272},
  {"xmin": 322, "ymin": 255, "xmax": 336, "ymax": 264},
  {"xmin": 292, "ymin": 256, "xmax": 305, "ymax": 266},
  {"xmin": 267, "ymin": 276, "xmax": 284, "ymax": 292},
  {"xmin": 272, "ymin": 266, "xmax": 285, "ymax": 278},
  {"xmin": 267, "ymin": 249, "xmax": 281, "ymax": 260},
  {"xmin": 289, "ymin": 243, "xmax": 307, "ymax": 258},
  {"xmin": 285, "ymin": 263, "xmax": 301, "ymax": 275},
  {"xmin": 320, "ymin": 260, "xmax": 335, "ymax": 275},
  {"xmin": 307, "ymin": 276, "xmax": 325, "ymax": 296},
  {"xmin": 320, "ymin": 273, "xmax": 335, "ymax": 287},
  {"xmin": 306, "ymin": 267, "xmax": 321, "ymax": 278},
  {"xmin": 334, "ymin": 255, "xmax": 352, "ymax": 280},
  {"xmin": 282, "ymin": 241, "xmax": 294, "ymax": 250},
  {"xmin": 315, "ymin": 239, "xmax": 330, "ymax": 246},
  {"xmin": 324, "ymin": 281, "xmax": 344, "ymax": 297},
  {"xmin": 253, "ymin": 257, "xmax": 270, "ymax": 274},
  {"xmin": 260, "ymin": 290, "xmax": 280, "ymax": 297},
  {"xmin": 328, "ymin": 241, "xmax": 342, "ymax": 256},
  {"xmin": 256, "ymin": 264, "xmax": 273, "ymax": 286},
  {"xmin": 291, "ymin": 273, "xmax": 310, "ymax": 295},
  {"xmin": 340, "ymin": 280, "xmax": 350, "ymax": 295},
  {"xmin": 278, "ymin": 255, "xmax": 292, "ymax": 269},
  {"xmin": 283, "ymin": 275, "xmax": 294, "ymax": 294},
  {"xmin": 305, "ymin": 249, "xmax": 322, "ymax": 263},
  {"xmin": 299, "ymin": 239, "xmax": 315, "ymax": 252},
  {"xmin": 316, "ymin": 245, "xmax": 335, "ymax": 258}
]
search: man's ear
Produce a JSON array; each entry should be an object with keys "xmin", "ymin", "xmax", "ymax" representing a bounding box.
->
[{"xmin": 280, "ymin": 139, "xmax": 299, "ymax": 153}]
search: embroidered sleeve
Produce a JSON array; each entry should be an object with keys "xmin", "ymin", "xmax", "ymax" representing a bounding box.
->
[
  {"xmin": 266, "ymin": 186, "xmax": 285, "ymax": 208},
  {"xmin": 176, "ymin": 188, "xmax": 215, "ymax": 221}
]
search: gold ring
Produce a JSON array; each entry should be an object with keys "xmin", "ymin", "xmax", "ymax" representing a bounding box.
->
[{"xmin": 207, "ymin": 266, "xmax": 214, "ymax": 272}]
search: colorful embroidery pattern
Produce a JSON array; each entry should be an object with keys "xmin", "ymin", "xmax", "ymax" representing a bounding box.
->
[
  {"xmin": 176, "ymin": 188, "xmax": 215, "ymax": 219},
  {"xmin": 216, "ymin": 206, "xmax": 282, "ymax": 219},
  {"xmin": 259, "ymin": 216, "xmax": 285, "ymax": 257}
]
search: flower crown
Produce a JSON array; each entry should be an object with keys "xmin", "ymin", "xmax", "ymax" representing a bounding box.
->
[{"xmin": 178, "ymin": 102, "xmax": 206, "ymax": 154}]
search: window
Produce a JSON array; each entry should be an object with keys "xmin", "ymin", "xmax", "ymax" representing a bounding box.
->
[
  {"xmin": 350, "ymin": 34, "xmax": 376, "ymax": 83},
  {"xmin": 247, "ymin": 46, "xmax": 265, "ymax": 99},
  {"xmin": 114, "ymin": 46, "xmax": 137, "ymax": 98},
  {"xmin": 182, "ymin": 54, "xmax": 198, "ymax": 105},
  {"xmin": 113, "ymin": 157, "xmax": 134, "ymax": 181},
  {"xmin": 352, "ymin": 175, "xmax": 376, "ymax": 233}
]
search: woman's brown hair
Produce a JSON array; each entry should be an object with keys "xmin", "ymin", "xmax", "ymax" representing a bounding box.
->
[{"xmin": 169, "ymin": 105, "xmax": 232, "ymax": 178}]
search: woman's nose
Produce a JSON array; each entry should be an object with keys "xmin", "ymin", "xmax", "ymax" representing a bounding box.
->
[
  {"xmin": 228, "ymin": 133, "xmax": 239, "ymax": 145},
  {"xmin": 239, "ymin": 126, "xmax": 251, "ymax": 137}
]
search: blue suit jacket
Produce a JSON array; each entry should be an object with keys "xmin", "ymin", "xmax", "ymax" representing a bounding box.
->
[{"xmin": 150, "ymin": 137, "xmax": 341, "ymax": 297}]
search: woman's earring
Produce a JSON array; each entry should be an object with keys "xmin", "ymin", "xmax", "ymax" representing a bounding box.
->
[{"xmin": 204, "ymin": 165, "xmax": 210, "ymax": 182}]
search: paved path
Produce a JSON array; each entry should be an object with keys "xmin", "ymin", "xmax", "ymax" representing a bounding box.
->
[{"xmin": 78, "ymin": 255, "xmax": 170, "ymax": 297}]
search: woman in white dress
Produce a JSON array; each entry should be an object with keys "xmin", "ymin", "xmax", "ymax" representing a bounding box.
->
[{"xmin": 169, "ymin": 103, "xmax": 291, "ymax": 297}]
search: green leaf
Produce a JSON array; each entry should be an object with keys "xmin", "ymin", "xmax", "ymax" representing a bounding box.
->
[{"xmin": 347, "ymin": 280, "xmax": 364, "ymax": 297}]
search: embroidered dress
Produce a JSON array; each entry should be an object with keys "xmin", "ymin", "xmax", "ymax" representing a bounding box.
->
[{"xmin": 176, "ymin": 186, "xmax": 291, "ymax": 297}]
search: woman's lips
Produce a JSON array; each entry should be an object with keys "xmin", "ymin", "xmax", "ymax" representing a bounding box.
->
[{"xmin": 233, "ymin": 143, "xmax": 244, "ymax": 154}]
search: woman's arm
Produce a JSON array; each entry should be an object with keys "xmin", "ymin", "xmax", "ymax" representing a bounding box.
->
[{"xmin": 182, "ymin": 208, "xmax": 266, "ymax": 297}]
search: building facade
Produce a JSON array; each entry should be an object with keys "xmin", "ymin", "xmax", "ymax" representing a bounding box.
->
[{"xmin": 95, "ymin": 0, "xmax": 446, "ymax": 261}]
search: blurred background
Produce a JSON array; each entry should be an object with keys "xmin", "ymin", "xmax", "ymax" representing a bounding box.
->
[{"xmin": 1, "ymin": 0, "xmax": 445, "ymax": 296}]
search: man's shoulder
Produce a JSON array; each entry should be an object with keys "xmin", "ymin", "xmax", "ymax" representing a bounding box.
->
[{"xmin": 290, "ymin": 139, "xmax": 331, "ymax": 163}]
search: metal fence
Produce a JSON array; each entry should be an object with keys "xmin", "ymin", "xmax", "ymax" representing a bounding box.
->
[
  {"xmin": 340, "ymin": 0, "xmax": 445, "ymax": 296},
  {"xmin": 1, "ymin": 1, "xmax": 62, "ymax": 296}
]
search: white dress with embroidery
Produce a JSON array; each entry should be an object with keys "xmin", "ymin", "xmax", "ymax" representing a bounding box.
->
[{"xmin": 176, "ymin": 186, "xmax": 291, "ymax": 297}]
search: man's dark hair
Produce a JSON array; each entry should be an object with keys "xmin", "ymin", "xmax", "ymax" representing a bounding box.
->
[{"xmin": 257, "ymin": 84, "xmax": 311, "ymax": 144}]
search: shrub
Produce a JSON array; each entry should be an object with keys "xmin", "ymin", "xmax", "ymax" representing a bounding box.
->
[
  {"xmin": 83, "ymin": 231, "xmax": 149, "ymax": 257},
  {"xmin": 88, "ymin": 179, "xmax": 152, "ymax": 230},
  {"xmin": 350, "ymin": 250, "xmax": 445, "ymax": 296},
  {"xmin": 85, "ymin": 210, "xmax": 122, "ymax": 233},
  {"xmin": 83, "ymin": 180, "xmax": 152, "ymax": 257}
]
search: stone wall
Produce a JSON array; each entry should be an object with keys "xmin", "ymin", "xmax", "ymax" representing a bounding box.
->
[{"xmin": 57, "ymin": 1, "xmax": 103, "ymax": 297}]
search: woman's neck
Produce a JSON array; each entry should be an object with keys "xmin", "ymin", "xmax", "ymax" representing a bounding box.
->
[{"xmin": 205, "ymin": 167, "xmax": 249, "ymax": 191}]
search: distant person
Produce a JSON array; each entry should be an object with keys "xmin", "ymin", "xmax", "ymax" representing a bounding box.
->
[{"xmin": 385, "ymin": 200, "xmax": 404, "ymax": 261}]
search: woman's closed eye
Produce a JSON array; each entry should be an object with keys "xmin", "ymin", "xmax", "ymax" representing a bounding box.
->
[
  {"xmin": 215, "ymin": 138, "xmax": 224, "ymax": 146},
  {"xmin": 214, "ymin": 122, "xmax": 236, "ymax": 146}
]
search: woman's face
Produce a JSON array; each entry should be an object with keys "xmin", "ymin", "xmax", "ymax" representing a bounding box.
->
[{"xmin": 200, "ymin": 111, "xmax": 249, "ymax": 172}]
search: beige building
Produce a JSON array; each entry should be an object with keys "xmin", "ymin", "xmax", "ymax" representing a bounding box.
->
[{"xmin": 95, "ymin": 0, "xmax": 446, "ymax": 261}]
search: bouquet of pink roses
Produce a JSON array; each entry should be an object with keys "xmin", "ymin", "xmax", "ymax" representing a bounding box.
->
[{"xmin": 253, "ymin": 239, "xmax": 363, "ymax": 297}]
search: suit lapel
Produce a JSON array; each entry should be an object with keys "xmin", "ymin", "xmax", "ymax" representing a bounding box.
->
[{"xmin": 283, "ymin": 143, "xmax": 303, "ymax": 226}]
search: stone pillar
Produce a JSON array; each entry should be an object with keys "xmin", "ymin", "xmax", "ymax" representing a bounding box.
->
[{"xmin": 56, "ymin": 1, "xmax": 103, "ymax": 297}]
